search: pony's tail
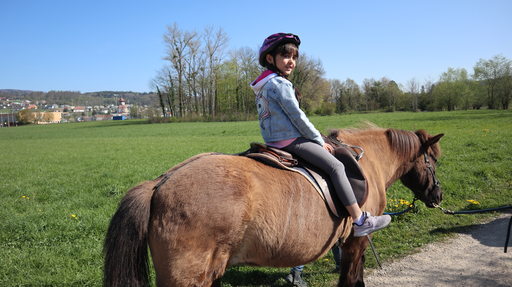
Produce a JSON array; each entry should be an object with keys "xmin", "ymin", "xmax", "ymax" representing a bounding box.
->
[{"xmin": 103, "ymin": 182, "xmax": 155, "ymax": 287}]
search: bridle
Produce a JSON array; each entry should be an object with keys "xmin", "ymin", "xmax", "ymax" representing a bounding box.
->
[{"xmin": 421, "ymin": 146, "xmax": 441, "ymax": 206}]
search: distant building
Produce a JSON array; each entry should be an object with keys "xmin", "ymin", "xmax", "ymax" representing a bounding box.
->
[
  {"xmin": 11, "ymin": 104, "xmax": 23, "ymax": 111},
  {"xmin": 73, "ymin": 106, "xmax": 85, "ymax": 113},
  {"xmin": 117, "ymin": 97, "xmax": 129, "ymax": 114},
  {"xmin": 35, "ymin": 112, "xmax": 62, "ymax": 124},
  {"xmin": 0, "ymin": 113, "xmax": 17, "ymax": 127},
  {"xmin": 92, "ymin": 115, "xmax": 112, "ymax": 121}
]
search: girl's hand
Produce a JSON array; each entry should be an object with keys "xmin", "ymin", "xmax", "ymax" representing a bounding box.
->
[{"xmin": 323, "ymin": 143, "xmax": 334, "ymax": 154}]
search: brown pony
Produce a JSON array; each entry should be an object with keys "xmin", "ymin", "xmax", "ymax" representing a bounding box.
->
[{"xmin": 103, "ymin": 125, "xmax": 444, "ymax": 287}]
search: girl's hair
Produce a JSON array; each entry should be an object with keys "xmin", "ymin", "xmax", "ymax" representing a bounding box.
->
[
  {"xmin": 262, "ymin": 43, "xmax": 299, "ymax": 74},
  {"xmin": 262, "ymin": 43, "xmax": 302, "ymax": 102}
]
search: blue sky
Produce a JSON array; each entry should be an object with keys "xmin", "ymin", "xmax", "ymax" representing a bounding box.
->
[{"xmin": 1, "ymin": 0, "xmax": 511, "ymax": 93}]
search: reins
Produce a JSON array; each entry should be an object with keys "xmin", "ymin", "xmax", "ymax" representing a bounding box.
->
[
  {"xmin": 380, "ymin": 145, "xmax": 512, "ymax": 258},
  {"xmin": 421, "ymin": 147, "xmax": 440, "ymax": 205}
]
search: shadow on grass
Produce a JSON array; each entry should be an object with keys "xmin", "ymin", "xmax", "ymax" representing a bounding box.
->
[
  {"xmin": 73, "ymin": 119, "xmax": 150, "ymax": 128},
  {"xmin": 220, "ymin": 266, "xmax": 340, "ymax": 287},
  {"xmin": 221, "ymin": 268, "xmax": 290, "ymax": 287}
]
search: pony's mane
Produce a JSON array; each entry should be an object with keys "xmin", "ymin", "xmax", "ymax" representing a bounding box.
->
[
  {"xmin": 387, "ymin": 129, "xmax": 442, "ymax": 159},
  {"xmin": 386, "ymin": 129, "xmax": 422, "ymax": 159},
  {"xmin": 329, "ymin": 122, "xmax": 440, "ymax": 160},
  {"xmin": 327, "ymin": 121, "xmax": 381, "ymax": 137}
]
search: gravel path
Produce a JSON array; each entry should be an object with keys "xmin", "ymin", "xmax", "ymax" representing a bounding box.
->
[{"xmin": 365, "ymin": 213, "xmax": 512, "ymax": 287}]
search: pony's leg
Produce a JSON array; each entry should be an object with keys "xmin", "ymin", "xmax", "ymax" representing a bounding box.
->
[
  {"xmin": 338, "ymin": 235, "xmax": 369, "ymax": 287},
  {"xmin": 149, "ymin": 232, "xmax": 229, "ymax": 287}
]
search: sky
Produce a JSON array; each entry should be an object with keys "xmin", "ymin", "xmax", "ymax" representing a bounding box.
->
[{"xmin": 1, "ymin": 0, "xmax": 511, "ymax": 93}]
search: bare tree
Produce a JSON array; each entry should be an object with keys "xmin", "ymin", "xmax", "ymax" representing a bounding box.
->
[
  {"xmin": 163, "ymin": 22, "xmax": 198, "ymax": 117},
  {"xmin": 329, "ymin": 79, "xmax": 343, "ymax": 112},
  {"xmin": 406, "ymin": 77, "xmax": 420, "ymax": 111},
  {"xmin": 184, "ymin": 35, "xmax": 203, "ymax": 115},
  {"xmin": 203, "ymin": 25, "xmax": 229, "ymax": 117},
  {"xmin": 290, "ymin": 53, "xmax": 328, "ymax": 112},
  {"xmin": 362, "ymin": 78, "xmax": 373, "ymax": 112},
  {"xmin": 238, "ymin": 46, "xmax": 260, "ymax": 113}
]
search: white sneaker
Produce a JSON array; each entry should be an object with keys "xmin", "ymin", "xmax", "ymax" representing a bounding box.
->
[{"xmin": 353, "ymin": 211, "xmax": 391, "ymax": 237}]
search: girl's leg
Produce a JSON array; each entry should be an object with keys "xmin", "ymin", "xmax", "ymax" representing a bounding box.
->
[
  {"xmin": 286, "ymin": 265, "xmax": 306, "ymax": 287},
  {"xmin": 283, "ymin": 138, "xmax": 391, "ymax": 237},
  {"xmin": 282, "ymin": 138, "xmax": 361, "ymax": 220},
  {"xmin": 345, "ymin": 203, "xmax": 363, "ymax": 221},
  {"xmin": 332, "ymin": 246, "xmax": 342, "ymax": 270}
]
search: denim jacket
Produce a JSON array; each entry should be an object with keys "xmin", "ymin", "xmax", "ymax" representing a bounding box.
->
[{"xmin": 253, "ymin": 75, "xmax": 324, "ymax": 146}]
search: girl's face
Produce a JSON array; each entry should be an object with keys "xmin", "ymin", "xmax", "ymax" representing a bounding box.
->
[{"xmin": 266, "ymin": 53, "xmax": 297, "ymax": 76}]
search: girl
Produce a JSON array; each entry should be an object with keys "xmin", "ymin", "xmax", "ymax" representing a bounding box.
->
[
  {"xmin": 251, "ymin": 33, "xmax": 391, "ymax": 286},
  {"xmin": 251, "ymin": 32, "xmax": 391, "ymax": 239}
]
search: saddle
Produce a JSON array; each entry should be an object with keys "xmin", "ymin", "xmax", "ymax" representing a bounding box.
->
[{"xmin": 243, "ymin": 136, "xmax": 368, "ymax": 218}]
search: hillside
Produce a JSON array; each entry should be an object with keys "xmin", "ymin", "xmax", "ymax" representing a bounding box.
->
[{"xmin": 0, "ymin": 89, "xmax": 156, "ymax": 107}]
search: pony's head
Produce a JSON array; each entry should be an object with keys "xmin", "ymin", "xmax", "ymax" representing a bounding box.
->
[
  {"xmin": 400, "ymin": 130, "xmax": 444, "ymax": 207},
  {"xmin": 387, "ymin": 129, "xmax": 444, "ymax": 208}
]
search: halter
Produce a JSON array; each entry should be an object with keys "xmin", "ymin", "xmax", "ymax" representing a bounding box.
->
[{"xmin": 421, "ymin": 146, "xmax": 440, "ymax": 206}]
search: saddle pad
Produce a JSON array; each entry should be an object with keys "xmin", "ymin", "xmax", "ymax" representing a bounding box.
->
[{"xmin": 246, "ymin": 147, "xmax": 368, "ymax": 217}]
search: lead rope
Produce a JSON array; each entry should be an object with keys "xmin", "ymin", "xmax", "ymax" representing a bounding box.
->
[
  {"xmin": 431, "ymin": 203, "xmax": 455, "ymax": 215},
  {"xmin": 366, "ymin": 235, "xmax": 382, "ymax": 268},
  {"xmin": 432, "ymin": 202, "xmax": 512, "ymax": 253}
]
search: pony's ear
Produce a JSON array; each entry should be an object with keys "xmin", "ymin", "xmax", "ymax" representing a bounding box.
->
[{"xmin": 426, "ymin": 133, "xmax": 444, "ymax": 146}]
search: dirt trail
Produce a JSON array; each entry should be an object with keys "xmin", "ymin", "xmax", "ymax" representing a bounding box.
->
[{"xmin": 365, "ymin": 212, "xmax": 512, "ymax": 287}]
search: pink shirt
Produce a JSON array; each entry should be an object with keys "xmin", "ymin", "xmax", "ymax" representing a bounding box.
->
[{"xmin": 265, "ymin": 138, "xmax": 297, "ymax": 148}]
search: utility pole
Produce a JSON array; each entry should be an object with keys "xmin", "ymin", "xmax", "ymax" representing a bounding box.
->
[{"xmin": 114, "ymin": 94, "xmax": 118, "ymax": 115}]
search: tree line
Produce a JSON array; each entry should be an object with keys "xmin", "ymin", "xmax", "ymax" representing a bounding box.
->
[{"xmin": 151, "ymin": 23, "xmax": 511, "ymax": 121}]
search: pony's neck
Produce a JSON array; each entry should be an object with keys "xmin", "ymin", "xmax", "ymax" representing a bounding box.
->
[{"xmin": 338, "ymin": 128, "xmax": 419, "ymax": 190}]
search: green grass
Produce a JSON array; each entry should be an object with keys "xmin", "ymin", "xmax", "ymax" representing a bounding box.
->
[{"xmin": 1, "ymin": 110, "xmax": 511, "ymax": 286}]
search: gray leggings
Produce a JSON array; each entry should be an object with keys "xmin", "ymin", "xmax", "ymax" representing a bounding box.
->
[{"xmin": 282, "ymin": 137, "xmax": 357, "ymax": 207}]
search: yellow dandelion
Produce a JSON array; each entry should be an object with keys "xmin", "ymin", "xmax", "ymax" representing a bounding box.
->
[
  {"xmin": 22, "ymin": 195, "xmax": 26, "ymax": 198},
  {"xmin": 71, "ymin": 214, "xmax": 76, "ymax": 218},
  {"xmin": 27, "ymin": 197, "xmax": 29, "ymax": 199},
  {"xmin": 324, "ymin": 259, "xmax": 329, "ymax": 261}
]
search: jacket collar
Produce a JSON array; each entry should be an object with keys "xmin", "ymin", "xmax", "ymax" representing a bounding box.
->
[{"xmin": 251, "ymin": 70, "xmax": 277, "ymax": 95}]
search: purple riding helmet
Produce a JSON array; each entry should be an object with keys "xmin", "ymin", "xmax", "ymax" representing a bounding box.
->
[{"xmin": 258, "ymin": 33, "xmax": 301, "ymax": 67}]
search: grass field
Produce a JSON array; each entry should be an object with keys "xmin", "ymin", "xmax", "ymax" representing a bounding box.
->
[{"xmin": 1, "ymin": 110, "xmax": 511, "ymax": 286}]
